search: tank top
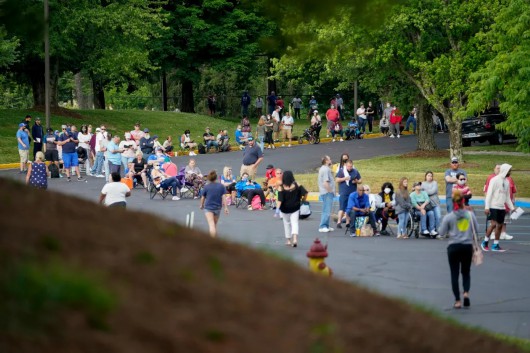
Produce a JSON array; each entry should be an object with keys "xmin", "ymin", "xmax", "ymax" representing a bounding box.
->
[{"xmin": 29, "ymin": 162, "xmax": 48, "ymax": 189}]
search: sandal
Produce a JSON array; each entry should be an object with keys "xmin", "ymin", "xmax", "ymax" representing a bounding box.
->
[{"xmin": 453, "ymin": 301, "xmax": 462, "ymax": 309}]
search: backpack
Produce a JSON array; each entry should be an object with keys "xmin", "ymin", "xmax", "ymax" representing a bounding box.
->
[
  {"xmin": 49, "ymin": 163, "xmax": 60, "ymax": 178},
  {"xmin": 197, "ymin": 143, "xmax": 206, "ymax": 154},
  {"xmin": 251, "ymin": 195, "xmax": 262, "ymax": 210}
]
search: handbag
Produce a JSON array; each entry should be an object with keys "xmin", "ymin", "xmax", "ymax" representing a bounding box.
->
[
  {"xmin": 419, "ymin": 201, "xmax": 433, "ymax": 212},
  {"xmin": 469, "ymin": 211, "xmax": 483, "ymax": 266},
  {"xmin": 299, "ymin": 201, "xmax": 311, "ymax": 219}
]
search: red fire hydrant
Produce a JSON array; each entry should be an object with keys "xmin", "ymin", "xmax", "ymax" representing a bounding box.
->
[{"xmin": 307, "ymin": 238, "xmax": 332, "ymax": 276}]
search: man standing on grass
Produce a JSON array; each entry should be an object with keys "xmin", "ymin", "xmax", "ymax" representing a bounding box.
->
[
  {"xmin": 444, "ymin": 157, "xmax": 467, "ymax": 213},
  {"xmin": 325, "ymin": 104, "xmax": 340, "ymax": 138},
  {"xmin": 482, "ymin": 164, "xmax": 515, "ymax": 252},
  {"xmin": 318, "ymin": 155, "xmax": 335, "ymax": 233},
  {"xmin": 16, "ymin": 123, "xmax": 30, "ymax": 173}
]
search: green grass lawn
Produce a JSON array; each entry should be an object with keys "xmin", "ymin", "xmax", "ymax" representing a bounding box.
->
[
  {"xmin": 294, "ymin": 152, "xmax": 530, "ymax": 197},
  {"xmin": 0, "ymin": 109, "xmax": 313, "ymax": 164},
  {"xmin": 464, "ymin": 143, "xmax": 520, "ymax": 152}
]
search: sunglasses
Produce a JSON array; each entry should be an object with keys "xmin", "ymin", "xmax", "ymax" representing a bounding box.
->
[
  {"xmin": 451, "ymin": 161, "xmax": 459, "ymax": 164},
  {"xmin": 364, "ymin": 189, "xmax": 370, "ymax": 192},
  {"xmin": 459, "ymin": 178, "xmax": 466, "ymax": 181}
]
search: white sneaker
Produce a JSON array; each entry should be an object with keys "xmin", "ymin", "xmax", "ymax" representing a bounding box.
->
[
  {"xmin": 327, "ymin": 227, "xmax": 334, "ymax": 232},
  {"xmin": 281, "ymin": 144, "xmax": 285, "ymax": 147},
  {"xmin": 287, "ymin": 144, "xmax": 291, "ymax": 147},
  {"xmin": 96, "ymin": 174, "xmax": 105, "ymax": 178},
  {"xmin": 339, "ymin": 138, "xmax": 343, "ymax": 142},
  {"xmin": 181, "ymin": 187, "xmax": 189, "ymax": 192},
  {"xmin": 332, "ymin": 138, "xmax": 335, "ymax": 142},
  {"xmin": 390, "ymin": 135, "xmax": 395, "ymax": 138},
  {"xmin": 422, "ymin": 230, "xmax": 430, "ymax": 235},
  {"xmin": 189, "ymin": 151, "xmax": 196, "ymax": 156},
  {"xmin": 172, "ymin": 196, "xmax": 180, "ymax": 201},
  {"xmin": 430, "ymin": 230, "xmax": 438, "ymax": 236},
  {"xmin": 318, "ymin": 227, "xmax": 330, "ymax": 233},
  {"xmin": 397, "ymin": 134, "xmax": 401, "ymax": 138},
  {"xmin": 500, "ymin": 232, "xmax": 513, "ymax": 240},
  {"xmin": 326, "ymin": 134, "xmax": 330, "ymax": 138}
]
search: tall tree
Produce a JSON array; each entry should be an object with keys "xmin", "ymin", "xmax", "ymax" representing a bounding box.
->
[
  {"xmin": 466, "ymin": 0, "xmax": 530, "ymax": 152},
  {"xmin": 153, "ymin": 0, "xmax": 275, "ymax": 113}
]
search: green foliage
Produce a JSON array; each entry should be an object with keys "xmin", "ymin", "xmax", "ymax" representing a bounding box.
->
[
  {"xmin": 466, "ymin": 0, "xmax": 530, "ymax": 152},
  {"xmin": 0, "ymin": 260, "xmax": 117, "ymax": 332},
  {"xmin": 0, "ymin": 27, "xmax": 19, "ymax": 68}
]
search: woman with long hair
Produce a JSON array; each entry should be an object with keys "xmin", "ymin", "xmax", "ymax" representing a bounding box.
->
[
  {"xmin": 200, "ymin": 170, "xmax": 229, "ymax": 238},
  {"xmin": 277, "ymin": 171, "xmax": 308, "ymax": 247},
  {"xmin": 376, "ymin": 182, "xmax": 397, "ymax": 235},
  {"xmin": 77, "ymin": 124, "xmax": 92, "ymax": 174},
  {"xmin": 221, "ymin": 166, "xmax": 237, "ymax": 203},
  {"xmin": 422, "ymin": 171, "xmax": 441, "ymax": 233},
  {"xmin": 439, "ymin": 189, "xmax": 478, "ymax": 309},
  {"xmin": 256, "ymin": 116, "xmax": 266, "ymax": 151},
  {"xmin": 394, "ymin": 177, "xmax": 412, "ymax": 239}
]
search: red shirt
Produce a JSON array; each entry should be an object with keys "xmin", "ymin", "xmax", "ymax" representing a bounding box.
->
[
  {"xmin": 390, "ymin": 111, "xmax": 402, "ymax": 124},
  {"xmin": 326, "ymin": 108, "xmax": 340, "ymax": 122},
  {"xmin": 276, "ymin": 99, "xmax": 284, "ymax": 109}
]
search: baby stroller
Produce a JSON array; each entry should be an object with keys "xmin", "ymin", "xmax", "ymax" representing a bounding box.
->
[
  {"xmin": 345, "ymin": 121, "xmax": 363, "ymax": 140},
  {"xmin": 298, "ymin": 124, "xmax": 320, "ymax": 144}
]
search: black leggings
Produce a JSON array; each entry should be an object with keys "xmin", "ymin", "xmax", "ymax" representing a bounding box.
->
[
  {"xmin": 447, "ymin": 243, "xmax": 473, "ymax": 301},
  {"xmin": 243, "ymin": 189, "xmax": 266, "ymax": 205}
]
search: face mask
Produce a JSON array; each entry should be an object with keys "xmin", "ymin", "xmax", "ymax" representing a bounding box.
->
[
  {"xmin": 242, "ymin": 177, "xmax": 248, "ymax": 182},
  {"xmin": 154, "ymin": 166, "xmax": 160, "ymax": 170},
  {"xmin": 384, "ymin": 188, "xmax": 391, "ymax": 194},
  {"xmin": 145, "ymin": 134, "xmax": 150, "ymax": 138},
  {"xmin": 186, "ymin": 134, "xmax": 190, "ymax": 137},
  {"xmin": 458, "ymin": 180, "xmax": 466, "ymax": 186}
]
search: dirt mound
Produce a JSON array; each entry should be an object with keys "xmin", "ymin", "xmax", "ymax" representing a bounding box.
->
[
  {"xmin": 31, "ymin": 106, "xmax": 85, "ymax": 120},
  {"xmin": 0, "ymin": 178, "xmax": 523, "ymax": 353}
]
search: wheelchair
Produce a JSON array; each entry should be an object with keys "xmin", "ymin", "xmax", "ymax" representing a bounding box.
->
[{"xmin": 406, "ymin": 210, "xmax": 421, "ymax": 238}]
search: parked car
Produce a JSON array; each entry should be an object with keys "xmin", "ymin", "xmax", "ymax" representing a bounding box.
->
[{"xmin": 461, "ymin": 111, "xmax": 514, "ymax": 146}]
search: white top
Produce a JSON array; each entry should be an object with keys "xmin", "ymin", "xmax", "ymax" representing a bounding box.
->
[
  {"xmin": 77, "ymin": 132, "xmax": 92, "ymax": 149},
  {"xmin": 272, "ymin": 110, "xmax": 280, "ymax": 122},
  {"xmin": 95, "ymin": 131, "xmax": 106, "ymax": 152},
  {"xmin": 281, "ymin": 115, "xmax": 294, "ymax": 129},
  {"xmin": 101, "ymin": 182, "xmax": 130, "ymax": 206},
  {"xmin": 356, "ymin": 107, "xmax": 366, "ymax": 118},
  {"xmin": 119, "ymin": 140, "xmax": 137, "ymax": 158}
]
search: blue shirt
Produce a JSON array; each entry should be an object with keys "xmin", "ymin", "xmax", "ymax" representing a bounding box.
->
[
  {"xmin": 16, "ymin": 129, "xmax": 30, "ymax": 150},
  {"xmin": 235, "ymin": 130, "xmax": 244, "ymax": 144},
  {"xmin": 59, "ymin": 131, "xmax": 78, "ymax": 153},
  {"xmin": 336, "ymin": 168, "xmax": 361, "ymax": 196},
  {"xmin": 444, "ymin": 168, "xmax": 467, "ymax": 197},
  {"xmin": 106, "ymin": 141, "xmax": 122, "ymax": 165},
  {"xmin": 202, "ymin": 182, "xmax": 227, "ymax": 210},
  {"xmin": 345, "ymin": 192, "xmax": 370, "ymax": 216}
]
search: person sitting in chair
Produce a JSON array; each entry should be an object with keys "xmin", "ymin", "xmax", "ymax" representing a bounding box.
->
[
  {"xmin": 235, "ymin": 172, "xmax": 267, "ymax": 210},
  {"xmin": 203, "ymin": 127, "xmax": 219, "ymax": 152},
  {"xmin": 345, "ymin": 185, "xmax": 379, "ymax": 236},
  {"xmin": 151, "ymin": 162, "xmax": 182, "ymax": 201}
]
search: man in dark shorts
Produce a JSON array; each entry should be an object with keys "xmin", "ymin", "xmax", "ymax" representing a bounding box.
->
[
  {"xmin": 58, "ymin": 127, "xmax": 83, "ymax": 182},
  {"xmin": 239, "ymin": 137, "xmax": 263, "ymax": 180},
  {"xmin": 335, "ymin": 160, "xmax": 361, "ymax": 229},
  {"xmin": 44, "ymin": 128, "xmax": 60, "ymax": 172},
  {"xmin": 482, "ymin": 163, "xmax": 515, "ymax": 252}
]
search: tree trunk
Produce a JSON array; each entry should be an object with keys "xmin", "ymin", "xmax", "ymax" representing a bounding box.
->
[
  {"xmin": 417, "ymin": 100, "xmax": 436, "ymax": 151},
  {"xmin": 75, "ymin": 72, "xmax": 89, "ymax": 109},
  {"xmin": 267, "ymin": 57, "xmax": 277, "ymax": 95},
  {"xmin": 445, "ymin": 113, "xmax": 463, "ymax": 161},
  {"xmin": 180, "ymin": 78, "xmax": 195, "ymax": 113},
  {"xmin": 29, "ymin": 58, "xmax": 58, "ymax": 108},
  {"xmin": 161, "ymin": 70, "xmax": 168, "ymax": 111},
  {"xmin": 92, "ymin": 79, "xmax": 106, "ymax": 110}
]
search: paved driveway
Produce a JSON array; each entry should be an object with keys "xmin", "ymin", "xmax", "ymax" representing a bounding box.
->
[{"xmin": 2, "ymin": 133, "xmax": 529, "ymax": 339}]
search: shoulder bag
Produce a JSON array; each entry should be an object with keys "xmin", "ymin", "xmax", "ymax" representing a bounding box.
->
[{"xmin": 469, "ymin": 211, "xmax": 483, "ymax": 266}]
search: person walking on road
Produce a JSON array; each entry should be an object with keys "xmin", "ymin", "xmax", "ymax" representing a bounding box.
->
[
  {"xmin": 444, "ymin": 157, "xmax": 467, "ymax": 213},
  {"xmin": 277, "ymin": 171, "xmax": 308, "ymax": 247},
  {"xmin": 200, "ymin": 170, "xmax": 229, "ymax": 238},
  {"xmin": 318, "ymin": 155, "xmax": 335, "ymax": 233},
  {"xmin": 439, "ymin": 189, "xmax": 478, "ymax": 309},
  {"xmin": 482, "ymin": 163, "xmax": 515, "ymax": 252}
]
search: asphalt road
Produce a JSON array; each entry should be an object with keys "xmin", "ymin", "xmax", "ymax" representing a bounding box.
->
[{"xmin": 2, "ymin": 133, "xmax": 529, "ymax": 339}]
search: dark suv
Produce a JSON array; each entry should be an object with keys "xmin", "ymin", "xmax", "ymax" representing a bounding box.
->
[{"xmin": 461, "ymin": 111, "xmax": 514, "ymax": 146}]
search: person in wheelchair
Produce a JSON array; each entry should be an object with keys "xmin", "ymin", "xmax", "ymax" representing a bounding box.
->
[
  {"xmin": 310, "ymin": 110, "xmax": 322, "ymax": 138},
  {"xmin": 344, "ymin": 118, "xmax": 363, "ymax": 140},
  {"xmin": 235, "ymin": 172, "xmax": 267, "ymax": 210},
  {"xmin": 376, "ymin": 182, "xmax": 398, "ymax": 235},
  {"xmin": 151, "ymin": 162, "xmax": 182, "ymax": 201},
  {"xmin": 410, "ymin": 181, "xmax": 438, "ymax": 237},
  {"xmin": 345, "ymin": 185, "xmax": 379, "ymax": 236}
]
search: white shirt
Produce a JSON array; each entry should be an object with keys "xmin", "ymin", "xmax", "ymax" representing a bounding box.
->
[
  {"xmin": 281, "ymin": 115, "xmax": 294, "ymax": 129},
  {"xmin": 272, "ymin": 110, "xmax": 280, "ymax": 122},
  {"xmin": 95, "ymin": 132, "xmax": 105, "ymax": 152},
  {"xmin": 356, "ymin": 107, "xmax": 366, "ymax": 118},
  {"xmin": 77, "ymin": 132, "xmax": 92, "ymax": 150},
  {"xmin": 101, "ymin": 182, "xmax": 130, "ymax": 206},
  {"xmin": 119, "ymin": 140, "xmax": 137, "ymax": 158}
]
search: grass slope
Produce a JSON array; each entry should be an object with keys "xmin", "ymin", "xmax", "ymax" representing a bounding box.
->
[{"xmin": 0, "ymin": 178, "xmax": 527, "ymax": 353}]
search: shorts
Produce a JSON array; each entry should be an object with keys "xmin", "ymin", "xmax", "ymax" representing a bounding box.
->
[
  {"xmin": 489, "ymin": 208, "xmax": 506, "ymax": 224},
  {"xmin": 110, "ymin": 163, "xmax": 121, "ymax": 174},
  {"xmin": 62, "ymin": 152, "xmax": 78, "ymax": 168},
  {"xmin": 205, "ymin": 208, "xmax": 221, "ymax": 216},
  {"xmin": 339, "ymin": 194, "xmax": 349, "ymax": 211},
  {"xmin": 326, "ymin": 120, "xmax": 334, "ymax": 130},
  {"xmin": 45, "ymin": 149, "xmax": 59, "ymax": 162},
  {"xmin": 18, "ymin": 149, "xmax": 29, "ymax": 163},
  {"xmin": 281, "ymin": 128, "xmax": 292, "ymax": 139}
]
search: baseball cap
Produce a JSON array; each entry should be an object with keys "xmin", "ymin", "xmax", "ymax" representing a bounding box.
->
[
  {"xmin": 413, "ymin": 181, "xmax": 422, "ymax": 187},
  {"xmin": 61, "ymin": 124, "xmax": 67, "ymax": 129},
  {"xmin": 19, "ymin": 123, "xmax": 25, "ymax": 127},
  {"xmin": 247, "ymin": 137, "xmax": 254, "ymax": 141},
  {"xmin": 266, "ymin": 164, "xmax": 274, "ymax": 169},
  {"xmin": 152, "ymin": 135, "xmax": 158, "ymax": 139},
  {"xmin": 35, "ymin": 117, "xmax": 41, "ymax": 121},
  {"xmin": 96, "ymin": 127, "xmax": 101, "ymax": 132},
  {"xmin": 451, "ymin": 157, "xmax": 459, "ymax": 163},
  {"xmin": 46, "ymin": 128, "xmax": 53, "ymax": 132},
  {"xmin": 144, "ymin": 128, "xmax": 149, "ymax": 133}
]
